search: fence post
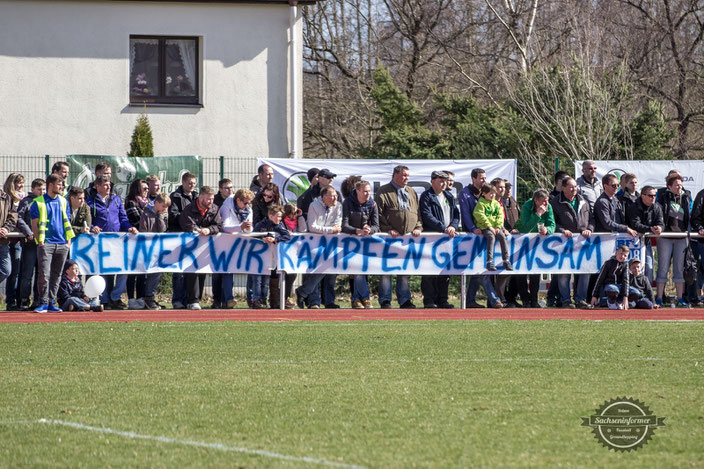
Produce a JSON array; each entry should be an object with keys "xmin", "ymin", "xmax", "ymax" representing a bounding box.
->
[
  {"xmin": 45, "ymin": 154, "xmax": 51, "ymax": 177},
  {"xmin": 219, "ymin": 155, "xmax": 224, "ymax": 181}
]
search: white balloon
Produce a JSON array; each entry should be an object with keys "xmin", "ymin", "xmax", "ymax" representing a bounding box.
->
[{"xmin": 84, "ymin": 275, "xmax": 106, "ymax": 299}]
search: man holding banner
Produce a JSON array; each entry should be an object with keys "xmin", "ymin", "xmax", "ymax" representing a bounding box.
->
[
  {"xmin": 419, "ymin": 171, "xmax": 459, "ymax": 309},
  {"xmin": 375, "ymin": 165, "xmax": 422, "ymax": 309}
]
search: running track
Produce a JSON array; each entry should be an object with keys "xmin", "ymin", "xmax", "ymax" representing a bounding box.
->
[{"xmin": 1, "ymin": 307, "xmax": 703, "ymax": 323}]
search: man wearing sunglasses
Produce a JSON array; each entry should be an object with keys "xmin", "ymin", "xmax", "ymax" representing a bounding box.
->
[
  {"xmin": 626, "ymin": 186, "xmax": 663, "ymax": 284},
  {"xmin": 594, "ymin": 174, "xmax": 638, "ymax": 237}
]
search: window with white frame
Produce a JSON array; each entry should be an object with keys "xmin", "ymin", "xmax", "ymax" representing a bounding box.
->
[{"xmin": 129, "ymin": 36, "xmax": 199, "ymax": 105}]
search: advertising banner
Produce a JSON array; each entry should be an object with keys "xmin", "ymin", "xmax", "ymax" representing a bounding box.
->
[
  {"xmin": 66, "ymin": 155, "xmax": 202, "ymax": 198},
  {"xmin": 259, "ymin": 158, "xmax": 517, "ymax": 204},
  {"xmin": 574, "ymin": 160, "xmax": 704, "ymax": 196}
]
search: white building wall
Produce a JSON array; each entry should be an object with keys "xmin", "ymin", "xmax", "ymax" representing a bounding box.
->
[{"xmin": 0, "ymin": 0, "xmax": 302, "ymax": 158}]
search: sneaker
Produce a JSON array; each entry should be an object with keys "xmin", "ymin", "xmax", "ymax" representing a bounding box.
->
[
  {"xmin": 325, "ymin": 303, "xmax": 341, "ymax": 309},
  {"xmin": 466, "ymin": 302, "xmax": 485, "ymax": 308},
  {"xmin": 575, "ymin": 300, "xmax": 593, "ymax": 309},
  {"xmin": 137, "ymin": 298, "xmax": 146, "ymax": 309},
  {"xmin": 351, "ymin": 299, "xmax": 365, "ymax": 309},
  {"xmin": 34, "ymin": 303, "xmax": 49, "ymax": 313},
  {"xmin": 128, "ymin": 298, "xmax": 142, "ymax": 310},
  {"xmin": 486, "ymin": 262, "xmax": 497, "ymax": 271},
  {"xmin": 295, "ymin": 287, "xmax": 306, "ymax": 309},
  {"xmin": 211, "ymin": 302, "xmax": 222, "ymax": 309},
  {"xmin": 144, "ymin": 298, "xmax": 160, "ymax": 310},
  {"xmin": 362, "ymin": 299, "xmax": 372, "ymax": 309},
  {"xmin": 607, "ymin": 301, "xmax": 623, "ymax": 310},
  {"xmin": 91, "ymin": 304, "xmax": 104, "ymax": 312},
  {"xmin": 172, "ymin": 301, "xmax": 185, "ymax": 310},
  {"xmin": 399, "ymin": 301, "xmax": 416, "ymax": 309},
  {"xmin": 503, "ymin": 260, "xmax": 514, "ymax": 271},
  {"xmin": 561, "ymin": 302, "xmax": 576, "ymax": 309},
  {"xmin": 253, "ymin": 300, "xmax": 268, "ymax": 309},
  {"xmin": 309, "ymin": 304, "xmax": 320, "ymax": 309},
  {"xmin": 285, "ymin": 299, "xmax": 296, "ymax": 309},
  {"xmin": 424, "ymin": 303, "xmax": 438, "ymax": 309},
  {"xmin": 492, "ymin": 301, "xmax": 504, "ymax": 309},
  {"xmin": 47, "ymin": 302, "xmax": 62, "ymax": 313},
  {"xmin": 226, "ymin": 300, "xmax": 238, "ymax": 309},
  {"xmin": 187, "ymin": 303, "xmax": 201, "ymax": 310},
  {"xmin": 675, "ymin": 298, "xmax": 690, "ymax": 308},
  {"xmin": 437, "ymin": 302, "xmax": 455, "ymax": 309},
  {"xmin": 380, "ymin": 301, "xmax": 393, "ymax": 309},
  {"xmin": 109, "ymin": 300, "xmax": 127, "ymax": 310}
]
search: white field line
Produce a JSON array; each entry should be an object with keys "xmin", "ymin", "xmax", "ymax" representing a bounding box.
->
[{"xmin": 0, "ymin": 419, "xmax": 368, "ymax": 469}]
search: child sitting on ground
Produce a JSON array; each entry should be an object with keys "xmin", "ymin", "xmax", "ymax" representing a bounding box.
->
[
  {"xmin": 57, "ymin": 259, "xmax": 103, "ymax": 312},
  {"xmin": 252, "ymin": 205, "xmax": 291, "ymax": 309},
  {"xmin": 590, "ymin": 245, "xmax": 630, "ymax": 309},
  {"xmin": 139, "ymin": 192, "xmax": 171, "ymax": 310},
  {"xmin": 473, "ymin": 184, "xmax": 513, "ymax": 271},
  {"xmin": 628, "ymin": 258, "xmax": 658, "ymax": 309}
]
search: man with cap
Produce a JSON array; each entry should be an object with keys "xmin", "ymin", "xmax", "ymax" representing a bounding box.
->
[
  {"xmin": 297, "ymin": 168, "xmax": 337, "ymax": 221},
  {"xmin": 419, "ymin": 171, "xmax": 459, "ymax": 308},
  {"xmin": 306, "ymin": 168, "xmax": 319, "ymax": 189}
]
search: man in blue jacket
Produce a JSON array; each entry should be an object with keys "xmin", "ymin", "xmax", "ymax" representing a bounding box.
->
[
  {"xmin": 458, "ymin": 168, "xmax": 501, "ymax": 308},
  {"xmin": 419, "ymin": 171, "xmax": 459, "ymax": 309},
  {"xmin": 86, "ymin": 175, "xmax": 138, "ymax": 309}
]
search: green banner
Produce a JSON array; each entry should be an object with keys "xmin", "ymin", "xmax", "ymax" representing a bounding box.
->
[{"xmin": 66, "ymin": 155, "xmax": 202, "ymax": 198}]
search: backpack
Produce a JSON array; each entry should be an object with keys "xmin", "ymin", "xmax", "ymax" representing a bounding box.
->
[{"xmin": 683, "ymin": 233, "xmax": 698, "ymax": 286}]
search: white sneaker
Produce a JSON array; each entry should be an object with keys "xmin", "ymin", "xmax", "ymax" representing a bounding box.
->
[
  {"xmin": 172, "ymin": 301, "xmax": 185, "ymax": 309},
  {"xmin": 128, "ymin": 298, "xmax": 144, "ymax": 310},
  {"xmin": 187, "ymin": 303, "xmax": 201, "ymax": 310}
]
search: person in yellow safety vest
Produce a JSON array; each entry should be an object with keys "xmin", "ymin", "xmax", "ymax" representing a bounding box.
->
[{"xmin": 30, "ymin": 173, "xmax": 74, "ymax": 313}]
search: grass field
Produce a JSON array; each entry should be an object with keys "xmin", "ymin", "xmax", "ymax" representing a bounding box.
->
[{"xmin": 1, "ymin": 320, "xmax": 702, "ymax": 467}]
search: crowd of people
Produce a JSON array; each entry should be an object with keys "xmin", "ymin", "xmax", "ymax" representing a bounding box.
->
[{"xmin": 0, "ymin": 160, "xmax": 703, "ymax": 312}]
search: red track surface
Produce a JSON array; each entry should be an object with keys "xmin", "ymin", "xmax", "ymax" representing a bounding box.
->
[{"xmin": 1, "ymin": 307, "xmax": 703, "ymax": 323}]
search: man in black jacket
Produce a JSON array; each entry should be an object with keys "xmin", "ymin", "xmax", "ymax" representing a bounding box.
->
[
  {"xmin": 626, "ymin": 185, "xmax": 663, "ymax": 284},
  {"xmin": 550, "ymin": 177, "xmax": 594, "ymax": 308},
  {"xmin": 297, "ymin": 168, "xmax": 336, "ymax": 220},
  {"xmin": 179, "ymin": 186, "xmax": 223, "ymax": 310},
  {"xmin": 168, "ymin": 172, "xmax": 198, "ymax": 309},
  {"xmin": 593, "ymin": 174, "xmax": 638, "ymax": 236},
  {"xmin": 419, "ymin": 171, "xmax": 459, "ymax": 309}
]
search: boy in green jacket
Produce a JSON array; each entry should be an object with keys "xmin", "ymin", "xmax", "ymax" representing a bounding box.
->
[{"xmin": 473, "ymin": 184, "xmax": 513, "ymax": 271}]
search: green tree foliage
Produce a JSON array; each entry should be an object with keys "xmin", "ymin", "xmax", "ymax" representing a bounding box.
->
[
  {"xmin": 361, "ymin": 63, "xmax": 672, "ymax": 197},
  {"xmin": 128, "ymin": 112, "xmax": 154, "ymax": 157}
]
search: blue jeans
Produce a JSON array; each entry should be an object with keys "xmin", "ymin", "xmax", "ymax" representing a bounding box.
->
[
  {"xmin": 101, "ymin": 275, "xmax": 127, "ymax": 303},
  {"xmin": 171, "ymin": 273, "xmax": 188, "ymax": 305},
  {"xmin": 0, "ymin": 244, "xmax": 11, "ymax": 286},
  {"xmin": 466, "ymin": 275, "xmax": 499, "ymax": 306},
  {"xmin": 556, "ymin": 273, "xmax": 589, "ymax": 304},
  {"xmin": 298, "ymin": 274, "xmax": 336, "ymax": 307},
  {"xmin": 145, "ymin": 272, "xmax": 161, "ymax": 297},
  {"xmin": 350, "ymin": 275, "xmax": 370, "ymax": 301},
  {"xmin": 252, "ymin": 274, "xmax": 269, "ymax": 302},
  {"xmin": 221, "ymin": 274, "xmax": 235, "ymax": 304},
  {"xmin": 644, "ymin": 243, "xmax": 654, "ymax": 285},
  {"xmin": 379, "ymin": 275, "xmax": 411, "ymax": 306},
  {"xmin": 62, "ymin": 296, "xmax": 101, "ymax": 310},
  {"xmin": 5, "ymin": 243, "xmax": 22, "ymax": 306}
]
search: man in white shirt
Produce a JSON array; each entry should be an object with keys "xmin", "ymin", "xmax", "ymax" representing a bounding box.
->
[{"xmin": 295, "ymin": 185, "xmax": 342, "ymax": 309}]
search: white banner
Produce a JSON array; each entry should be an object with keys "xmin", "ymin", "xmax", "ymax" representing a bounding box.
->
[
  {"xmin": 259, "ymin": 158, "xmax": 517, "ymax": 204},
  {"xmin": 277, "ymin": 233, "xmax": 644, "ymax": 275},
  {"xmin": 71, "ymin": 233, "xmax": 274, "ymax": 275},
  {"xmin": 575, "ymin": 160, "xmax": 704, "ymax": 197}
]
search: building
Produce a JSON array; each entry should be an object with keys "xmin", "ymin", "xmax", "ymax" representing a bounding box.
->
[{"xmin": 0, "ymin": 0, "xmax": 319, "ymax": 158}]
